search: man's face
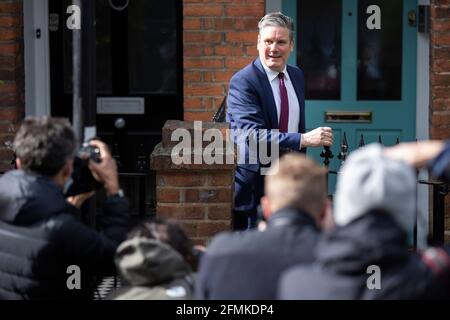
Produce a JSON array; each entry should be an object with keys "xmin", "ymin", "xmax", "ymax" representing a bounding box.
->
[{"xmin": 257, "ymin": 26, "xmax": 293, "ymax": 72}]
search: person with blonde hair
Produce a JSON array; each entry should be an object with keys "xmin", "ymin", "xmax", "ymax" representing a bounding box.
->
[{"xmin": 195, "ymin": 153, "xmax": 333, "ymax": 300}]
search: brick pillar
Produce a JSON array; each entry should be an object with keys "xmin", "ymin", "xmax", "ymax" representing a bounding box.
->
[
  {"xmin": 150, "ymin": 120, "xmax": 235, "ymax": 245},
  {"xmin": 183, "ymin": 0, "xmax": 265, "ymax": 121},
  {"xmin": 0, "ymin": 0, "xmax": 24, "ymax": 172},
  {"xmin": 430, "ymin": 0, "xmax": 450, "ymax": 241}
]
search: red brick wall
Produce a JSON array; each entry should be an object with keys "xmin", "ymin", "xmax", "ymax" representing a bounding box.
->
[
  {"xmin": 430, "ymin": 0, "xmax": 450, "ymax": 240},
  {"xmin": 0, "ymin": 0, "xmax": 24, "ymax": 173},
  {"xmin": 150, "ymin": 120, "xmax": 235, "ymax": 245},
  {"xmin": 183, "ymin": 0, "xmax": 265, "ymax": 121}
]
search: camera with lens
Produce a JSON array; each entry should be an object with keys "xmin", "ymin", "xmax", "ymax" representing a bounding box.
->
[{"xmin": 65, "ymin": 142, "xmax": 103, "ymax": 197}]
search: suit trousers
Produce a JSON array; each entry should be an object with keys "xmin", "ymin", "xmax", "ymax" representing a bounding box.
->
[{"xmin": 233, "ymin": 209, "xmax": 258, "ymax": 231}]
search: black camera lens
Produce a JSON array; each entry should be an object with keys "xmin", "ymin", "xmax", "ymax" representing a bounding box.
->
[
  {"xmin": 65, "ymin": 143, "xmax": 102, "ymax": 196},
  {"xmin": 79, "ymin": 143, "xmax": 101, "ymax": 163}
]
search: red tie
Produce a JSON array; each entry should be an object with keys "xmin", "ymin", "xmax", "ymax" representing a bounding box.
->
[{"xmin": 278, "ymin": 72, "xmax": 289, "ymax": 132}]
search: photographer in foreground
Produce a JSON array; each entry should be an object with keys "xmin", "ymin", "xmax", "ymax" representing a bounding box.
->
[{"xmin": 0, "ymin": 117, "xmax": 129, "ymax": 299}]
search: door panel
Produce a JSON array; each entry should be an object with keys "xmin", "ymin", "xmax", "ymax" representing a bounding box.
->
[
  {"xmin": 49, "ymin": 0, "xmax": 183, "ymax": 173},
  {"xmin": 357, "ymin": 0, "xmax": 403, "ymax": 100},
  {"xmin": 49, "ymin": 0, "xmax": 183, "ymax": 216},
  {"xmin": 297, "ymin": 0, "xmax": 342, "ymax": 100},
  {"xmin": 284, "ymin": 0, "xmax": 417, "ymax": 194}
]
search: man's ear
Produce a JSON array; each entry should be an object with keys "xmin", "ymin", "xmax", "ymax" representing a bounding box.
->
[
  {"xmin": 51, "ymin": 159, "xmax": 73, "ymax": 188},
  {"xmin": 317, "ymin": 197, "xmax": 335, "ymax": 231},
  {"xmin": 61, "ymin": 159, "xmax": 73, "ymax": 181},
  {"xmin": 260, "ymin": 196, "xmax": 272, "ymax": 220}
]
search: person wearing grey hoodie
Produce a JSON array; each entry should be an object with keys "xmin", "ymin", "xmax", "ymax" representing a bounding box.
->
[{"xmin": 108, "ymin": 218, "xmax": 198, "ymax": 300}]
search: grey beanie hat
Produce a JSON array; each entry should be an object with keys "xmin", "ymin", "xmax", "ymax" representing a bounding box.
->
[{"xmin": 334, "ymin": 143, "xmax": 416, "ymax": 232}]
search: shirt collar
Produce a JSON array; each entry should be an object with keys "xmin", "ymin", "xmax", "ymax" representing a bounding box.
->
[{"xmin": 260, "ymin": 58, "xmax": 288, "ymax": 82}]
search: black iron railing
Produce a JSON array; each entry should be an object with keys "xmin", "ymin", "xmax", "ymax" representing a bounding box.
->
[{"xmin": 322, "ymin": 132, "xmax": 448, "ymax": 247}]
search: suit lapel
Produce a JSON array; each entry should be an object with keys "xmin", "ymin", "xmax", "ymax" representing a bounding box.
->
[{"xmin": 253, "ymin": 59, "xmax": 278, "ymax": 129}]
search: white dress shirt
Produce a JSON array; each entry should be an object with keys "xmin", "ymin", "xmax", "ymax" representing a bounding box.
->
[{"xmin": 260, "ymin": 59, "xmax": 300, "ymax": 133}]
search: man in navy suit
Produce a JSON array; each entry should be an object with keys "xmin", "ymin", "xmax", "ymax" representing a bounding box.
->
[{"xmin": 227, "ymin": 12, "xmax": 333, "ymax": 230}]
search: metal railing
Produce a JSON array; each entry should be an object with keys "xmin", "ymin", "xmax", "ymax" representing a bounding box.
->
[
  {"xmin": 321, "ymin": 136, "xmax": 448, "ymax": 247},
  {"xmin": 418, "ymin": 180, "xmax": 448, "ymax": 246}
]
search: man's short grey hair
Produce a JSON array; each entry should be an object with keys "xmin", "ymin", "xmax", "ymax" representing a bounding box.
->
[
  {"xmin": 13, "ymin": 116, "xmax": 77, "ymax": 177},
  {"xmin": 258, "ymin": 12, "xmax": 295, "ymax": 42}
]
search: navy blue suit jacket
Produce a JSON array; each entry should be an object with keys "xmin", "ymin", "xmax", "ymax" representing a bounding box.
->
[{"xmin": 226, "ymin": 58, "xmax": 306, "ymax": 211}]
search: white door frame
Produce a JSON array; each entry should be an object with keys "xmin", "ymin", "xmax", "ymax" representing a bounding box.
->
[
  {"xmin": 416, "ymin": 0, "xmax": 430, "ymax": 249},
  {"xmin": 23, "ymin": 0, "xmax": 51, "ymax": 116}
]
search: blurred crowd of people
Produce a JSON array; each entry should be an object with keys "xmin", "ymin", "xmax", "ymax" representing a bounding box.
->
[{"xmin": 0, "ymin": 116, "xmax": 449, "ymax": 300}]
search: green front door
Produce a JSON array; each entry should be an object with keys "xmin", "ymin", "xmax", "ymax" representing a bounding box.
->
[{"xmin": 284, "ymin": 0, "xmax": 417, "ymax": 194}]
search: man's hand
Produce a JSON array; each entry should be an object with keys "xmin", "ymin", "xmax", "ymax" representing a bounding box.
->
[
  {"xmin": 300, "ymin": 127, "xmax": 333, "ymax": 148},
  {"xmin": 87, "ymin": 140, "xmax": 120, "ymax": 196},
  {"xmin": 384, "ymin": 140, "xmax": 445, "ymax": 168},
  {"xmin": 67, "ymin": 191, "xmax": 96, "ymax": 209},
  {"xmin": 257, "ymin": 220, "xmax": 267, "ymax": 232}
]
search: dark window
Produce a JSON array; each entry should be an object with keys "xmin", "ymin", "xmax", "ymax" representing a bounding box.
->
[
  {"xmin": 128, "ymin": 0, "xmax": 177, "ymax": 94},
  {"xmin": 357, "ymin": 0, "xmax": 402, "ymax": 100},
  {"xmin": 297, "ymin": 0, "xmax": 342, "ymax": 100}
]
